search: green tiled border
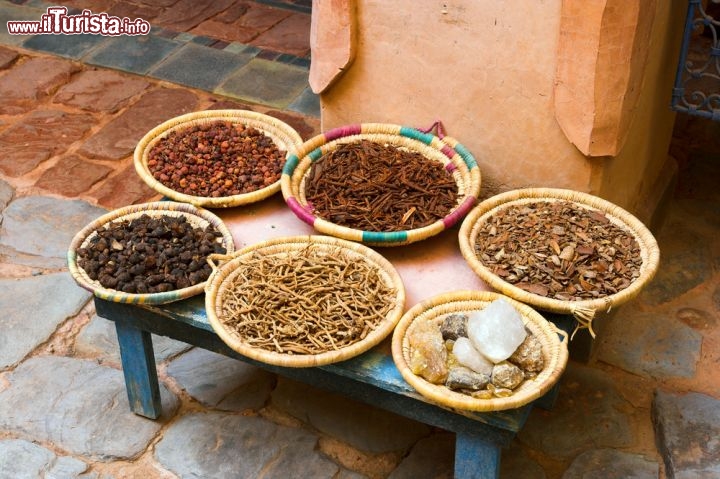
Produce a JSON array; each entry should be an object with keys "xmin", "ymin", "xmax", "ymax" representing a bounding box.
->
[
  {"xmin": 149, "ymin": 43, "xmax": 255, "ymax": 92},
  {"xmin": 216, "ymin": 58, "xmax": 309, "ymax": 109}
]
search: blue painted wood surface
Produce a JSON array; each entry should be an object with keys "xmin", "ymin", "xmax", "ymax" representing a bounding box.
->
[
  {"xmin": 455, "ymin": 431, "xmax": 501, "ymax": 479},
  {"xmin": 95, "ymin": 296, "xmax": 542, "ymax": 478},
  {"xmin": 114, "ymin": 321, "xmax": 161, "ymax": 419}
]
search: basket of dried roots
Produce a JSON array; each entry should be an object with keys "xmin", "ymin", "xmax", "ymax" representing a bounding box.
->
[
  {"xmin": 134, "ymin": 109, "xmax": 304, "ymax": 208},
  {"xmin": 281, "ymin": 123, "xmax": 482, "ymax": 246},
  {"xmin": 458, "ymin": 188, "xmax": 660, "ymax": 337},
  {"xmin": 204, "ymin": 235, "xmax": 406, "ymax": 367},
  {"xmin": 391, "ymin": 290, "xmax": 568, "ymax": 412},
  {"xmin": 68, "ymin": 201, "xmax": 235, "ymax": 304}
]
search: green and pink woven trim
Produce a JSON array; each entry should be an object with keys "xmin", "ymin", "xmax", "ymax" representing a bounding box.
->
[{"xmin": 281, "ymin": 123, "xmax": 482, "ymax": 246}]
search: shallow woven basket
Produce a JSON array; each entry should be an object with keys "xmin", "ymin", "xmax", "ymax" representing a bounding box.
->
[
  {"xmin": 458, "ymin": 188, "xmax": 661, "ymax": 336},
  {"xmin": 280, "ymin": 123, "xmax": 482, "ymax": 246},
  {"xmin": 134, "ymin": 110, "xmax": 304, "ymax": 208},
  {"xmin": 205, "ymin": 235, "xmax": 406, "ymax": 367},
  {"xmin": 391, "ymin": 290, "xmax": 569, "ymax": 412},
  {"xmin": 68, "ymin": 201, "xmax": 235, "ymax": 304}
]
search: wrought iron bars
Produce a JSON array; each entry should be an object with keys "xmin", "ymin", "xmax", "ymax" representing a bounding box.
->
[{"xmin": 672, "ymin": 0, "xmax": 720, "ymax": 120}]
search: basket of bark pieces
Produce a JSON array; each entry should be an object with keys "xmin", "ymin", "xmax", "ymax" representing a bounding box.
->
[
  {"xmin": 281, "ymin": 123, "xmax": 482, "ymax": 246},
  {"xmin": 205, "ymin": 235, "xmax": 406, "ymax": 367},
  {"xmin": 134, "ymin": 110, "xmax": 304, "ymax": 208},
  {"xmin": 458, "ymin": 188, "xmax": 660, "ymax": 337},
  {"xmin": 68, "ymin": 201, "xmax": 235, "ymax": 304},
  {"xmin": 391, "ymin": 290, "xmax": 569, "ymax": 412}
]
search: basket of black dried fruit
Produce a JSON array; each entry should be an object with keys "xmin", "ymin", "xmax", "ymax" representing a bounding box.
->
[
  {"xmin": 281, "ymin": 123, "xmax": 482, "ymax": 246},
  {"xmin": 68, "ymin": 201, "xmax": 235, "ymax": 304},
  {"xmin": 391, "ymin": 290, "xmax": 568, "ymax": 412},
  {"xmin": 134, "ymin": 110, "xmax": 304, "ymax": 208},
  {"xmin": 458, "ymin": 188, "xmax": 660, "ymax": 337}
]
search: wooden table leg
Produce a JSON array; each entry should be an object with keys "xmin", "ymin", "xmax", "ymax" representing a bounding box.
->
[
  {"xmin": 115, "ymin": 321, "xmax": 162, "ymax": 419},
  {"xmin": 534, "ymin": 382, "xmax": 561, "ymax": 411},
  {"xmin": 454, "ymin": 430, "xmax": 501, "ymax": 479}
]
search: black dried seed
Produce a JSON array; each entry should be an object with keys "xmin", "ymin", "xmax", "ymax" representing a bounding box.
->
[
  {"xmin": 188, "ymin": 271, "xmax": 204, "ymax": 284},
  {"xmin": 94, "ymin": 239, "xmax": 108, "ymax": 252},
  {"xmin": 99, "ymin": 275, "xmax": 118, "ymax": 288},
  {"xmin": 116, "ymin": 271, "xmax": 132, "ymax": 284},
  {"xmin": 129, "ymin": 264, "xmax": 145, "ymax": 276},
  {"xmin": 77, "ymin": 214, "xmax": 227, "ymax": 293},
  {"xmin": 146, "ymin": 274, "xmax": 165, "ymax": 286}
]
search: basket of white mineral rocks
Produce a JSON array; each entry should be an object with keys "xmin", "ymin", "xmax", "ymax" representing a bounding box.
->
[{"xmin": 391, "ymin": 291, "xmax": 568, "ymax": 412}]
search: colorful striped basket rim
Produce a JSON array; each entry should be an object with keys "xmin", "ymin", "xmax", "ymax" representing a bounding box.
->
[{"xmin": 280, "ymin": 123, "xmax": 482, "ymax": 246}]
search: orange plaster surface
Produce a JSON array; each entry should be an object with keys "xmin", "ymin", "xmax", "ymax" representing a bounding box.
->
[
  {"xmin": 554, "ymin": 0, "xmax": 656, "ymax": 157},
  {"xmin": 314, "ymin": 0, "xmax": 594, "ymax": 198},
  {"xmin": 311, "ymin": 0, "xmax": 684, "ymax": 221}
]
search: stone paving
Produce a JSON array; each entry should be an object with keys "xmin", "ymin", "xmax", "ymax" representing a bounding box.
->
[
  {"xmin": 0, "ymin": 0, "xmax": 316, "ymax": 115},
  {"xmin": 0, "ymin": 2, "xmax": 719, "ymax": 478}
]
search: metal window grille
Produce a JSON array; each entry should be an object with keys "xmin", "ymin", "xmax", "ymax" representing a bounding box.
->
[{"xmin": 672, "ymin": 0, "xmax": 720, "ymax": 120}]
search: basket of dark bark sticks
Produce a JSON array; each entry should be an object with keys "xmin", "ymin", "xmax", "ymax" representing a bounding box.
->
[
  {"xmin": 281, "ymin": 123, "xmax": 482, "ymax": 246},
  {"xmin": 204, "ymin": 235, "xmax": 406, "ymax": 367},
  {"xmin": 458, "ymin": 188, "xmax": 660, "ymax": 338},
  {"xmin": 68, "ymin": 201, "xmax": 235, "ymax": 304},
  {"xmin": 134, "ymin": 109, "xmax": 303, "ymax": 208},
  {"xmin": 391, "ymin": 290, "xmax": 569, "ymax": 412}
]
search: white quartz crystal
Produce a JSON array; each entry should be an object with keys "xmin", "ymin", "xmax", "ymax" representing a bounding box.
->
[
  {"xmin": 467, "ymin": 298, "xmax": 527, "ymax": 363},
  {"xmin": 452, "ymin": 337, "xmax": 494, "ymax": 375}
]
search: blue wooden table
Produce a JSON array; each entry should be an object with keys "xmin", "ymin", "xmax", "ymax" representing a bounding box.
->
[
  {"xmin": 92, "ymin": 197, "xmax": 576, "ymax": 478},
  {"xmin": 94, "ymin": 294, "xmax": 559, "ymax": 479}
]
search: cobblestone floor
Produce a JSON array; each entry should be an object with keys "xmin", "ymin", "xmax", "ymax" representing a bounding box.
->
[{"xmin": 0, "ymin": 2, "xmax": 719, "ymax": 478}]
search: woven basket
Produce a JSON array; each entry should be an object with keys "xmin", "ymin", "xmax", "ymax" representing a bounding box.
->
[
  {"xmin": 134, "ymin": 110, "xmax": 304, "ymax": 208},
  {"xmin": 205, "ymin": 235, "xmax": 406, "ymax": 367},
  {"xmin": 458, "ymin": 188, "xmax": 660, "ymax": 336},
  {"xmin": 68, "ymin": 201, "xmax": 235, "ymax": 304},
  {"xmin": 391, "ymin": 290, "xmax": 569, "ymax": 412},
  {"xmin": 280, "ymin": 123, "xmax": 482, "ymax": 246}
]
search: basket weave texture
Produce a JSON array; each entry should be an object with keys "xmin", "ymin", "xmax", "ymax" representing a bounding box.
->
[
  {"xmin": 134, "ymin": 110, "xmax": 304, "ymax": 208},
  {"xmin": 458, "ymin": 188, "xmax": 660, "ymax": 335},
  {"xmin": 391, "ymin": 290, "xmax": 569, "ymax": 412},
  {"xmin": 280, "ymin": 123, "xmax": 482, "ymax": 246},
  {"xmin": 204, "ymin": 235, "xmax": 406, "ymax": 367},
  {"xmin": 67, "ymin": 201, "xmax": 235, "ymax": 304}
]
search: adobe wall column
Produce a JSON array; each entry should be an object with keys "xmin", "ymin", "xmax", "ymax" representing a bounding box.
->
[
  {"xmin": 308, "ymin": 0, "xmax": 356, "ymax": 95},
  {"xmin": 554, "ymin": 0, "xmax": 657, "ymax": 157}
]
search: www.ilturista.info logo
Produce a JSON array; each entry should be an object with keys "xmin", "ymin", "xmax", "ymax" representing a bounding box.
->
[{"xmin": 7, "ymin": 6, "xmax": 151, "ymax": 36}]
